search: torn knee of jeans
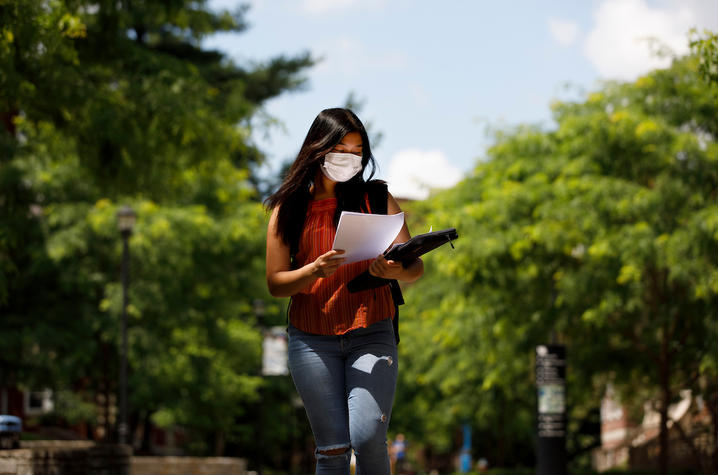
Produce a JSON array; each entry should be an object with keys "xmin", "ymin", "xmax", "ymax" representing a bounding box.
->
[
  {"xmin": 316, "ymin": 444, "xmax": 351, "ymax": 460},
  {"xmin": 319, "ymin": 447, "xmax": 349, "ymax": 456}
]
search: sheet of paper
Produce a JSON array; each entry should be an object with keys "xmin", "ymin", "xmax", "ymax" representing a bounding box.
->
[{"xmin": 332, "ymin": 211, "xmax": 405, "ymax": 264}]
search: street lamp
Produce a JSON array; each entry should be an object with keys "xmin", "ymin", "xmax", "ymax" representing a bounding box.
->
[{"xmin": 116, "ymin": 205, "xmax": 136, "ymax": 445}]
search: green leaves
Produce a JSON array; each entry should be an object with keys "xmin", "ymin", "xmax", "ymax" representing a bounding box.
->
[
  {"xmin": 394, "ymin": 36, "xmax": 718, "ymax": 467},
  {"xmin": 691, "ymin": 30, "xmax": 718, "ymax": 85},
  {"xmin": 1, "ymin": 0, "xmax": 307, "ymax": 456}
]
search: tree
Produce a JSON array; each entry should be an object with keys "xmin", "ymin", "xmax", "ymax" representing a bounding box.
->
[
  {"xmin": 691, "ymin": 29, "xmax": 718, "ymax": 85},
  {"xmin": 393, "ymin": 38, "xmax": 718, "ymax": 474},
  {"xmin": 687, "ymin": 29, "xmax": 718, "ymax": 474},
  {"xmin": 1, "ymin": 0, "xmax": 311, "ymax": 457}
]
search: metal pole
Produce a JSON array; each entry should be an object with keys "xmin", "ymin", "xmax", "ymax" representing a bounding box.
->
[
  {"xmin": 460, "ymin": 423, "xmax": 472, "ymax": 472},
  {"xmin": 119, "ymin": 232, "xmax": 130, "ymax": 445}
]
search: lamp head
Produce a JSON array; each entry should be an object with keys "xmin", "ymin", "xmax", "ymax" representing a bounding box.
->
[{"xmin": 117, "ymin": 205, "xmax": 136, "ymax": 235}]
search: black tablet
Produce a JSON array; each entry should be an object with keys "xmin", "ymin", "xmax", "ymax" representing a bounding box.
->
[
  {"xmin": 384, "ymin": 228, "xmax": 458, "ymax": 265},
  {"xmin": 347, "ymin": 228, "xmax": 458, "ymax": 293}
]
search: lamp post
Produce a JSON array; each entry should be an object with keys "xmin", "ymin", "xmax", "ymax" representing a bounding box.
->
[
  {"xmin": 254, "ymin": 299, "xmax": 266, "ymax": 473},
  {"xmin": 117, "ymin": 205, "xmax": 136, "ymax": 445}
]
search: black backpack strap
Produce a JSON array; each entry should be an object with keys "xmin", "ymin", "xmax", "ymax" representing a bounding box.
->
[
  {"xmin": 367, "ymin": 181, "xmax": 388, "ymax": 214},
  {"xmin": 365, "ymin": 181, "xmax": 403, "ymax": 344}
]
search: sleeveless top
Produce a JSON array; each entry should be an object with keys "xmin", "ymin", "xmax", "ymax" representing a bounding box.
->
[{"xmin": 289, "ymin": 197, "xmax": 396, "ymax": 335}]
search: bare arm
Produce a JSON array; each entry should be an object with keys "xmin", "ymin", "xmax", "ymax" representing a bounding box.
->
[
  {"xmin": 368, "ymin": 192, "xmax": 424, "ymax": 283},
  {"xmin": 266, "ymin": 207, "xmax": 346, "ymax": 298}
]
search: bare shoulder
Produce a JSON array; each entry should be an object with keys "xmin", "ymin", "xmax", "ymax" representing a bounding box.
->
[
  {"xmin": 387, "ymin": 191, "xmax": 403, "ymax": 215},
  {"xmin": 267, "ymin": 205, "xmax": 281, "ymax": 235}
]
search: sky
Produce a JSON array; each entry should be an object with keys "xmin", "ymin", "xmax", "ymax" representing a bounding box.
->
[{"xmin": 204, "ymin": 0, "xmax": 718, "ymax": 199}]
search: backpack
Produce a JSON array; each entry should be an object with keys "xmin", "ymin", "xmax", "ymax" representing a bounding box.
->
[{"xmin": 365, "ymin": 181, "xmax": 405, "ymax": 344}]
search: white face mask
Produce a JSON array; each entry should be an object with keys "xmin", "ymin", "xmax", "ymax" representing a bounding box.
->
[{"xmin": 321, "ymin": 152, "xmax": 363, "ymax": 182}]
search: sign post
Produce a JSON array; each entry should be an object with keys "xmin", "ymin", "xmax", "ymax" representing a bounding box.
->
[
  {"xmin": 535, "ymin": 344, "xmax": 566, "ymax": 475},
  {"xmin": 262, "ymin": 326, "xmax": 289, "ymax": 376},
  {"xmin": 459, "ymin": 423, "xmax": 472, "ymax": 472}
]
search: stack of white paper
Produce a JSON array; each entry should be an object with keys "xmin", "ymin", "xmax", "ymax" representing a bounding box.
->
[{"xmin": 332, "ymin": 211, "xmax": 405, "ymax": 264}]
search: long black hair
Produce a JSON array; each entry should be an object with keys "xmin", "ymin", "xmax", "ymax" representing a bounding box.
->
[{"xmin": 265, "ymin": 108, "xmax": 382, "ymax": 257}]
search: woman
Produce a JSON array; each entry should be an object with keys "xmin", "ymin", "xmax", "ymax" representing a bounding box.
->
[{"xmin": 265, "ymin": 108, "xmax": 423, "ymax": 474}]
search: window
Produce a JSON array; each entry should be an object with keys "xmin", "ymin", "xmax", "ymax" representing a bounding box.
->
[{"xmin": 24, "ymin": 389, "xmax": 54, "ymax": 415}]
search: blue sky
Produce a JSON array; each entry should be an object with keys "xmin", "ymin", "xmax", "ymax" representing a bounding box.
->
[{"xmin": 205, "ymin": 0, "xmax": 718, "ymax": 199}]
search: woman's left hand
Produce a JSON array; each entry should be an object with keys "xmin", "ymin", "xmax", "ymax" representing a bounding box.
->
[{"xmin": 369, "ymin": 254, "xmax": 404, "ymax": 280}]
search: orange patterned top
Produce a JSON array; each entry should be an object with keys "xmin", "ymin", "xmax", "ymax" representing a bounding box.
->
[{"xmin": 289, "ymin": 197, "xmax": 395, "ymax": 335}]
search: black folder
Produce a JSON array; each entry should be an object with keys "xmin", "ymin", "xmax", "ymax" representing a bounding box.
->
[{"xmin": 347, "ymin": 228, "xmax": 458, "ymax": 292}]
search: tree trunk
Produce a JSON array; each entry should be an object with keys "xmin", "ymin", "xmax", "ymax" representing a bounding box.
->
[
  {"xmin": 100, "ymin": 341, "xmax": 112, "ymax": 442},
  {"xmin": 497, "ymin": 393, "xmax": 506, "ymax": 466},
  {"xmin": 139, "ymin": 411, "xmax": 153, "ymax": 455},
  {"xmin": 214, "ymin": 430, "xmax": 226, "ymax": 456},
  {"xmin": 129, "ymin": 408, "xmax": 140, "ymax": 449},
  {"xmin": 708, "ymin": 392, "xmax": 718, "ymax": 475},
  {"xmin": 658, "ymin": 335, "xmax": 671, "ymax": 475},
  {"xmin": 1, "ymin": 109, "xmax": 18, "ymax": 137}
]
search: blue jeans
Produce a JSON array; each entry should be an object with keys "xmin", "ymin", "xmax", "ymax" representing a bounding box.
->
[{"xmin": 288, "ymin": 318, "xmax": 398, "ymax": 475}]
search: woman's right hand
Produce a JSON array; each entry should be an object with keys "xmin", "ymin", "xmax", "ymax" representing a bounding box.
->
[{"xmin": 311, "ymin": 249, "xmax": 346, "ymax": 278}]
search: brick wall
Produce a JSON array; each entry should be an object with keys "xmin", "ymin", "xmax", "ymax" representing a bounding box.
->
[
  {"xmin": 0, "ymin": 441, "xmax": 131, "ymax": 475},
  {"xmin": 131, "ymin": 456, "xmax": 247, "ymax": 474},
  {"xmin": 0, "ymin": 442, "xmax": 247, "ymax": 475}
]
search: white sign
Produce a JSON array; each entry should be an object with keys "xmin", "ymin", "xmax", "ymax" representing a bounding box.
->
[
  {"xmin": 538, "ymin": 384, "xmax": 565, "ymax": 414},
  {"xmin": 262, "ymin": 327, "xmax": 288, "ymax": 376}
]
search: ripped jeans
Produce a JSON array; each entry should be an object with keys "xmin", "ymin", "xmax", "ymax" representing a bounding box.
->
[{"xmin": 288, "ymin": 318, "xmax": 398, "ymax": 475}]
